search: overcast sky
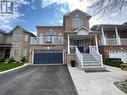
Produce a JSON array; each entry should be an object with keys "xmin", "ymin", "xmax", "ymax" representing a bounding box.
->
[{"xmin": 0, "ymin": 0, "xmax": 126, "ymax": 35}]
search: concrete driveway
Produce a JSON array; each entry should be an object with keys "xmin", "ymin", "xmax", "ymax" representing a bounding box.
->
[{"xmin": 0, "ymin": 65, "xmax": 78, "ymax": 95}]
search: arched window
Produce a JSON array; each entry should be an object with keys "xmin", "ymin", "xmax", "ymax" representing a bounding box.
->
[{"xmin": 72, "ymin": 17, "xmax": 83, "ymax": 29}]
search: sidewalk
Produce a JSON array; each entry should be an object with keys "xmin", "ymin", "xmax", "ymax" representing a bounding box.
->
[{"xmin": 68, "ymin": 65, "xmax": 127, "ymax": 95}]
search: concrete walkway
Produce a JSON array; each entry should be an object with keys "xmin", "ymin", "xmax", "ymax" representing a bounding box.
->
[{"xmin": 68, "ymin": 65, "xmax": 127, "ymax": 95}]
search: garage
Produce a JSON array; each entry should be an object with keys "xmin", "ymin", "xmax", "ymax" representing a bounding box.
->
[
  {"xmin": 33, "ymin": 50, "xmax": 63, "ymax": 64},
  {"xmin": 109, "ymin": 51, "xmax": 127, "ymax": 63}
]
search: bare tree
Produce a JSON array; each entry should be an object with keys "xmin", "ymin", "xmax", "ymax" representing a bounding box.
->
[{"xmin": 88, "ymin": 0, "xmax": 127, "ymax": 14}]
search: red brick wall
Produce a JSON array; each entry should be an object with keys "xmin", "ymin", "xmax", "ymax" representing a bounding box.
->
[
  {"xmin": 37, "ymin": 26, "xmax": 64, "ymax": 37},
  {"xmin": 64, "ymin": 10, "xmax": 90, "ymax": 32},
  {"xmin": 67, "ymin": 54, "xmax": 76, "ymax": 64}
]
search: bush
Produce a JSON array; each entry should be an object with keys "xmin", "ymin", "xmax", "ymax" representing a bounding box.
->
[
  {"xmin": 21, "ymin": 57, "xmax": 27, "ymax": 63},
  {"xmin": 8, "ymin": 58, "xmax": 16, "ymax": 63},
  {"xmin": 104, "ymin": 58, "xmax": 123, "ymax": 67},
  {"xmin": 0, "ymin": 58, "xmax": 5, "ymax": 63},
  {"xmin": 16, "ymin": 61, "xmax": 20, "ymax": 64}
]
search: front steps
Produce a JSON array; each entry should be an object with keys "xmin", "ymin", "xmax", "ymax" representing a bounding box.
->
[{"xmin": 78, "ymin": 53, "xmax": 105, "ymax": 72}]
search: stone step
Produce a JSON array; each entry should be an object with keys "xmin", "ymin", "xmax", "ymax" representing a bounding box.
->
[
  {"xmin": 83, "ymin": 60, "xmax": 97, "ymax": 62},
  {"xmin": 83, "ymin": 58, "xmax": 97, "ymax": 61},
  {"xmin": 83, "ymin": 63, "xmax": 101, "ymax": 66},
  {"xmin": 83, "ymin": 66, "xmax": 106, "ymax": 72}
]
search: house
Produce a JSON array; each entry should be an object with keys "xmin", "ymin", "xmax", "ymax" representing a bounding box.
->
[
  {"xmin": 0, "ymin": 25, "xmax": 35, "ymax": 62},
  {"xmin": 91, "ymin": 24, "xmax": 127, "ymax": 63},
  {"xmin": 0, "ymin": 29, "xmax": 11, "ymax": 60},
  {"xmin": 29, "ymin": 9, "xmax": 105, "ymax": 70}
]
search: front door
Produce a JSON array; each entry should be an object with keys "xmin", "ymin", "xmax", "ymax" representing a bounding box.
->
[{"xmin": 74, "ymin": 40, "xmax": 84, "ymax": 53}]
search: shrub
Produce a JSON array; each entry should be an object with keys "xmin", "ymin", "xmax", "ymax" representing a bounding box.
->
[
  {"xmin": 21, "ymin": 57, "xmax": 27, "ymax": 63},
  {"xmin": 8, "ymin": 58, "xmax": 16, "ymax": 63},
  {"xmin": 0, "ymin": 58, "xmax": 5, "ymax": 63},
  {"xmin": 16, "ymin": 61, "xmax": 20, "ymax": 64},
  {"xmin": 104, "ymin": 58, "xmax": 123, "ymax": 67}
]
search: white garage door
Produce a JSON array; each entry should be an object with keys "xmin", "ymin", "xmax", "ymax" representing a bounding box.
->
[{"xmin": 109, "ymin": 51, "xmax": 127, "ymax": 63}]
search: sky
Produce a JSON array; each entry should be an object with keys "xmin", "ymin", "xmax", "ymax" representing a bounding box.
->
[{"xmin": 0, "ymin": 0, "xmax": 127, "ymax": 35}]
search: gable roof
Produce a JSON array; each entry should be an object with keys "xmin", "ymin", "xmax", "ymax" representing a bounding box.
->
[
  {"xmin": 65, "ymin": 9, "xmax": 91, "ymax": 18},
  {"xmin": 73, "ymin": 26, "xmax": 93, "ymax": 33},
  {"xmin": 0, "ymin": 29, "xmax": 7, "ymax": 34},
  {"xmin": 122, "ymin": 22, "xmax": 127, "ymax": 25},
  {"xmin": 10, "ymin": 25, "xmax": 35, "ymax": 36}
]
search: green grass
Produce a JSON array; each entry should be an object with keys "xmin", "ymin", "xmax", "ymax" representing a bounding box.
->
[{"xmin": 0, "ymin": 63, "xmax": 24, "ymax": 72}]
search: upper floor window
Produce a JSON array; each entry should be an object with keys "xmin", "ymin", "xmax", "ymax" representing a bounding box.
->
[
  {"xmin": 15, "ymin": 33, "xmax": 22, "ymax": 41},
  {"xmin": 72, "ymin": 17, "xmax": 83, "ymax": 29},
  {"xmin": 46, "ymin": 31, "xmax": 56, "ymax": 42},
  {"xmin": 40, "ymin": 33, "xmax": 43, "ymax": 37},
  {"xmin": 46, "ymin": 31, "xmax": 56, "ymax": 36}
]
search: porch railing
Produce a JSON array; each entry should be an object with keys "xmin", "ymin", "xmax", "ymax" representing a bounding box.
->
[
  {"xmin": 30, "ymin": 37, "xmax": 63, "ymax": 45},
  {"xmin": 99, "ymin": 38, "xmax": 127, "ymax": 46},
  {"xmin": 89, "ymin": 46, "xmax": 103, "ymax": 67},
  {"xmin": 121, "ymin": 38, "xmax": 127, "ymax": 45},
  {"xmin": 70, "ymin": 46, "xmax": 83, "ymax": 68},
  {"xmin": 106, "ymin": 38, "xmax": 117, "ymax": 45}
]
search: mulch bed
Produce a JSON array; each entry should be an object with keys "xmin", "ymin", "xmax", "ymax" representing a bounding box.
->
[{"xmin": 114, "ymin": 80, "xmax": 127, "ymax": 94}]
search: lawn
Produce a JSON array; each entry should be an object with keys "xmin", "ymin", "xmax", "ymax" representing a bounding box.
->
[{"xmin": 0, "ymin": 63, "xmax": 24, "ymax": 72}]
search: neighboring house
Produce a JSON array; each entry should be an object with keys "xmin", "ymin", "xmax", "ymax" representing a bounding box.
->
[
  {"xmin": 91, "ymin": 24, "xmax": 127, "ymax": 63},
  {"xmin": 0, "ymin": 29, "xmax": 12, "ymax": 60},
  {"xmin": 29, "ymin": 9, "xmax": 105, "ymax": 70},
  {"xmin": 0, "ymin": 25, "xmax": 35, "ymax": 62}
]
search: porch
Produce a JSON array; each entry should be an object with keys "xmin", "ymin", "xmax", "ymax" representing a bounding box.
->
[
  {"xmin": 99, "ymin": 25, "xmax": 127, "ymax": 46},
  {"xmin": 67, "ymin": 34, "xmax": 98, "ymax": 54},
  {"xmin": 0, "ymin": 44, "xmax": 12, "ymax": 59},
  {"xmin": 65, "ymin": 31, "xmax": 104, "ymax": 70}
]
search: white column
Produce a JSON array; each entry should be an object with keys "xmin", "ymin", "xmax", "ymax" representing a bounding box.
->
[
  {"xmin": 67, "ymin": 35, "xmax": 70, "ymax": 54},
  {"xmin": 95, "ymin": 34, "xmax": 99, "ymax": 52},
  {"xmin": 115, "ymin": 27, "xmax": 121, "ymax": 45},
  {"xmin": 101, "ymin": 27, "xmax": 106, "ymax": 45}
]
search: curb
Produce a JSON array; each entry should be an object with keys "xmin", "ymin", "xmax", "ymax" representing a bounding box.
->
[{"xmin": 0, "ymin": 63, "xmax": 29, "ymax": 74}]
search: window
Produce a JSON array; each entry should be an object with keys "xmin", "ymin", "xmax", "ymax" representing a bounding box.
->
[
  {"xmin": 25, "ymin": 35, "xmax": 28, "ymax": 41},
  {"xmin": 15, "ymin": 33, "xmax": 22, "ymax": 41},
  {"xmin": 46, "ymin": 31, "xmax": 56, "ymax": 42},
  {"xmin": 46, "ymin": 31, "xmax": 56, "ymax": 36},
  {"xmin": 72, "ymin": 17, "xmax": 83, "ymax": 29},
  {"xmin": 40, "ymin": 33, "xmax": 43, "ymax": 37},
  {"xmin": 13, "ymin": 48, "xmax": 19, "ymax": 55}
]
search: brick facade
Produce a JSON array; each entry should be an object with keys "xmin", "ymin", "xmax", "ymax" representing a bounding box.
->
[{"xmin": 29, "ymin": 9, "xmax": 92, "ymax": 64}]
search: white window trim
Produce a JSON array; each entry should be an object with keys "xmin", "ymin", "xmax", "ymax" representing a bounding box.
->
[
  {"xmin": 13, "ymin": 47, "xmax": 19, "ymax": 55},
  {"xmin": 15, "ymin": 33, "xmax": 22, "ymax": 41},
  {"xmin": 72, "ymin": 17, "xmax": 83, "ymax": 29}
]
